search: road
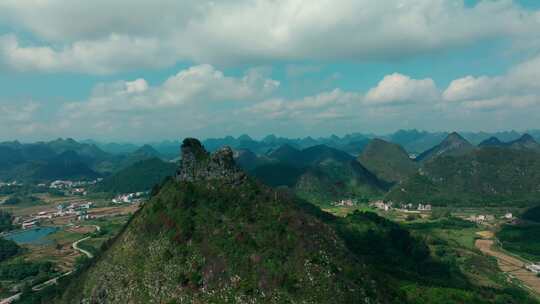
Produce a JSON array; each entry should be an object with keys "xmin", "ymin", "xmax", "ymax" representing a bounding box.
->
[
  {"xmin": 72, "ymin": 236, "xmax": 93, "ymax": 258},
  {"xmin": 0, "ymin": 225, "xmax": 100, "ymax": 304},
  {"xmin": 72, "ymin": 225, "xmax": 100, "ymax": 259},
  {"xmin": 475, "ymin": 232, "xmax": 540, "ymax": 295}
]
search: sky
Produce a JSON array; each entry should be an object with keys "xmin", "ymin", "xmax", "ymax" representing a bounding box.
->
[{"xmin": 0, "ymin": 0, "xmax": 540, "ymax": 142}]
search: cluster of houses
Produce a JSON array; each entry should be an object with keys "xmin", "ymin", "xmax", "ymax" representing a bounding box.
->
[
  {"xmin": 331, "ymin": 199, "xmax": 356, "ymax": 207},
  {"xmin": 49, "ymin": 179, "xmax": 102, "ymax": 189},
  {"xmin": 18, "ymin": 201, "xmax": 95, "ymax": 229},
  {"xmin": 0, "ymin": 181, "xmax": 23, "ymax": 187},
  {"xmin": 48, "ymin": 179, "xmax": 102, "ymax": 196},
  {"xmin": 398, "ymin": 203, "xmax": 433, "ymax": 211},
  {"xmin": 112, "ymin": 192, "xmax": 147, "ymax": 204},
  {"xmin": 467, "ymin": 213, "xmax": 513, "ymax": 224},
  {"xmin": 370, "ymin": 200, "xmax": 432, "ymax": 212}
]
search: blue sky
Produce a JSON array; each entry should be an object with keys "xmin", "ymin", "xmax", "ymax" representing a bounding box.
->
[{"xmin": 0, "ymin": 0, "xmax": 539, "ymax": 141}]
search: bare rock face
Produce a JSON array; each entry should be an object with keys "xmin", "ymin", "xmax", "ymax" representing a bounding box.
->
[{"xmin": 176, "ymin": 138, "xmax": 246, "ymax": 184}]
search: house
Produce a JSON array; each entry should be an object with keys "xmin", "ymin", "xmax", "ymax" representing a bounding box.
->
[
  {"xmin": 22, "ymin": 221, "xmax": 38, "ymax": 229},
  {"xmin": 417, "ymin": 204, "xmax": 432, "ymax": 211},
  {"xmin": 371, "ymin": 200, "xmax": 393, "ymax": 211},
  {"xmin": 526, "ymin": 264, "xmax": 540, "ymax": 274},
  {"xmin": 504, "ymin": 213, "xmax": 513, "ymax": 219},
  {"xmin": 333, "ymin": 199, "xmax": 355, "ymax": 207}
]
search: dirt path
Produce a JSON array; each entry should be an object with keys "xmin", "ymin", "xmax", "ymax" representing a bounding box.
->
[{"xmin": 475, "ymin": 233, "xmax": 540, "ymax": 295}]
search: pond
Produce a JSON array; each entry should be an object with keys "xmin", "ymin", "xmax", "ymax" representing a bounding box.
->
[{"xmin": 3, "ymin": 226, "xmax": 59, "ymax": 245}]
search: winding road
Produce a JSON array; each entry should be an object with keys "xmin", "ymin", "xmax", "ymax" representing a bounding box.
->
[{"xmin": 0, "ymin": 225, "xmax": 100, "ymax": 304}]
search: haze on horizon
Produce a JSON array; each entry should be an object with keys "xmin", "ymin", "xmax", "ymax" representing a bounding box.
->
[{"xmin": 1, "ymin": 0, "xmax": 540, "ymax": 142}]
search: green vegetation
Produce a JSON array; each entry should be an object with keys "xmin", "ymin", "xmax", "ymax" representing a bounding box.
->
[
  {"xmin": 0, "ymin": 259, "xmax": 54, "ymax": 281},
  {"xmin": 249, "ymin": 162, "xmax": 305, "ymax": 187},
  {"xmin": 402, "ymin": 216, "xmax": 535, "ymax": 303},
  {"xmin": 416, "ymin": 132, "xmax": 475, "ymax": 163},
  {"xmin": 93, "ymin": 157, "xmax": 176, "ymax": 194},
  {"xmin": 51, "ymin": 177, "xmax": 536, "ymax": 303},
  {"xmin": 0, "ymin": 210, "xmax": 13, "ymax": 232},
  {"xmin": 3, "ymin": 195, "xmax": 41, "ymax": 206},
  {"xmin": 358, "ymin": 138, "xmax": 418, "ymax": 183},
  {"xmin": 0, "ymin": 237, "xmax": 20, "ymax": 262},
  {"xmin": 250, "ymin": 144, "xmax": 388, "ymax": 206},
  {"xmin": 498, "ymin": 223, "xmax": 540, "ymax": 261},
  {"xmin": 521, "ymin": 205, "xmax": 540, "ymax": 222},
  {"xmin": 58, "ymin": 179, "xmax": 393, "ymax": 303},
  {"xmin": 387, "ymin": 147, "xmax": 540, "ymax": 206},
  {"xmin": 294, "ymin": 159, "xmax": 386, "ymax": 206}
]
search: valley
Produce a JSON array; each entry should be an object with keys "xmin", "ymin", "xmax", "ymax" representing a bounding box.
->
[{"xmin": 1, "ymin": 132, "xmax": 540, "ymax": 303}]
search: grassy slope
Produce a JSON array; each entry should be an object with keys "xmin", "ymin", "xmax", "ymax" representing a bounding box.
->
[
  {"xmin": 93, "ymin": 158, "xmax": 176, "ymax": 194},
  {"xmin": 386, "ymin": 147, "xmax": 540, "ymax": 206},
  {"xmin": 358, "ymin": 139, "xmax": 418, "ymax": 183}
]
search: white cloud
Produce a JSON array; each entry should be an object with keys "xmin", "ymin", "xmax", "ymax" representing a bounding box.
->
[
  {"xmin": 364, "ymin": 73, "xmax": 439, "ymax": 105},
  {"xmin": 0, "ymin": 0, "xmax": 539, "ymax": 73},
  {"xmin": 0, "ymin": 34, "xmax": 175, "ymax": 74},
  {"xmin": 245, "ymin": 89, "xmax": 358, "ymax": 121},
  {"xmin": 65, "ymin": 65, "xmax": 279, "ymax": 117},
  {"xmin": 443, "ymin": 54, "xmax": 540, "ymax": 109}
]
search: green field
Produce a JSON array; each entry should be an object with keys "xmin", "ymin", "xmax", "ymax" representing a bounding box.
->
[{"xmin": 498, "ymin": 223, "xmax": 540, "ymax": 262}]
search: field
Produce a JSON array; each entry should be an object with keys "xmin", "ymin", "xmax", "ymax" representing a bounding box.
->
[
  {"xmin": 498, "ymin": 223, "xmax": 540, "ymax": 262},
  {"xmin": 325, "ymin": 205, "xmax": 539, "ymax": 299},
  {"xmin": 0, "ymin": 191, "xmax": 139, "ymax": 301}
]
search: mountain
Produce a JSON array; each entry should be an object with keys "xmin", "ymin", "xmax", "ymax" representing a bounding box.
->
[
  {"xmin": 386, "ymin": 146, "xmax": 540, "ymax": 206},
  {"xmin": 478, "ymin": 134, "xmax": 540, "ymax": 152},
  {"xmin": 294, "ymin": 159, "xmax": 387, "ymax": 205},
  {"xmin": 478, "ymin": 137, "xmax": 506, "ymax": 148},
  {"xmin": 358, "ymin": 139, "xmax": 418, "ymax": 183},
  {"xmin": 386, "ymin": 129, "xmax": 448, "ymax": 154},
  {"xmin": 46, "ymin": 138, "xmax": 109, "ymax": 160},
  {"xmin": 415, "ymin": 132, "xmax": 475, "ymax": 163},
  {"xmin": 31, "ymin": 151, "xmax": 101, "ymax": 181},
  {"xmin": 252, "ymin": 144, "xmax": 387, "ymax": 205},
  {"xmin": 93, "ymin": 158, "xmax": 177, "ymax": 194},
  {"xmin": 267, "ymin": 144, "xmax": 305, "ymax": 165},
  {"xmin": 507, "ymin": 134, "xmax": 540, "ymax": 151},
  {"xmin": 0, "ymin": 139, "xmax": 115, "ymax": 181},
  {"xmin": 58, "ymin": 139, "xmax": 394, "ymax": 303},
  {"xmin": 54, "ymin": 138, "xmax": 535, "ymax": 304},
  {"xmin": 233, "ymin": 149, "xmax": 272, "ymax": 171}
]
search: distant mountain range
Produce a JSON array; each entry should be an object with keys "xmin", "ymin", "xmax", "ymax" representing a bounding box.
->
[
  {"xmin": 81, "ymin": 129, "xmax": 540, "ymax": 157},
  {"xmin": 0, "ymin": 139, "xmax": 169, "ymax": 182},
  {"xmin": 386, "ymin": 133, "xmax": 540, "ymax": 206}
]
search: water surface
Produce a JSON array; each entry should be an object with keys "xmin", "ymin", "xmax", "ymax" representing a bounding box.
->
[{"xmin": 4, "ymin": 226, "xmax": 59, "ymax": 245}]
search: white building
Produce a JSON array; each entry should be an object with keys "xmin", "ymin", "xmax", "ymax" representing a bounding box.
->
[{"xmin": 526, "ymin": 264, "xmax": 540, "ymax": 274}]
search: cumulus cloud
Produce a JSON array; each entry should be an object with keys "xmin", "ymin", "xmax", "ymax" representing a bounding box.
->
[
  {"xmin": 64, "ymin": 64, "xmax": 279, "ymax": 116},
  {"xmin": 0, "ymin": 34, "xmax": 175, "ymax": 74},
  {"xmin": 364, "ymin": 73, "xmax": 439, "ymax": 105},
  {"xmin": 0, "ymin": 102, "xmax": 39, "ymax": 122},
  {"xmin": 245, "ymin": 89, "xmax": 359, "ymax": 121},
  {"xmin": 443, "ymin": 54, "xmax": 540, "ymax": 109},
  {"xmin": 0, "ymin": 0, "xmax": 539, "ymax": 73}
]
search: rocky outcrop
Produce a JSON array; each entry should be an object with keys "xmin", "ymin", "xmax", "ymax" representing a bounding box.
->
[{"xmin": 176, "ymin": 138, "xmax": 246, "ymax": 184}]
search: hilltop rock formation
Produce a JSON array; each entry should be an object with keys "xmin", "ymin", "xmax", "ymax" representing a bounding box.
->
[{"xmin": 176, "ymin": 138, "xmax": 246, "ymax": 184}]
